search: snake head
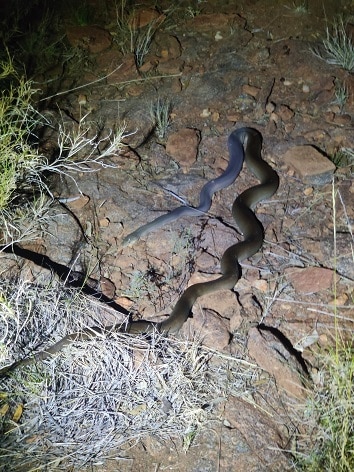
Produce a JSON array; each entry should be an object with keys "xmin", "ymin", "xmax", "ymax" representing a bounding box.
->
[{"xmin": 122, "ymin": 233, "xmax": 138, "ymax": 247}]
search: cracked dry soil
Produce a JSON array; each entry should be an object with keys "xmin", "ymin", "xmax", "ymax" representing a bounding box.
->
[{"xmin": 1, "ymin": 0, "xmax": 354, "ymax": 471}]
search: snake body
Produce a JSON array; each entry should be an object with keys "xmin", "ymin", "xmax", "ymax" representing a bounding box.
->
[
  {"xmin": 156, "ymin": 127, "xmax": 279, "ymax": 333},
  {"xmin": 122, "ymin": 132, "xmax": 245, "ymax": 246},
  {"xmin": 0, "ymin": 127, "xmax": 279, "ymax": 376}
]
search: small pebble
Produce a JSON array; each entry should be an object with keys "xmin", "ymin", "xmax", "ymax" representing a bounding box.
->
[
  {"xmin": 200, "ymin": 108, "xmax": 211, "ymax": 117},
  {"xmin": 265, "ymin": 101, "xmax": 276, "ymax": 113},
  {"xmin": 303, "ymin": 187, "xmax": 313, "ymax": 196},
  {"xmin": 78, "ymin": 94, "xmax": 87, "ymax": 105},
  {"xmin": 215, "ymin": 31, "xmax": 223, "ymax": 41}
]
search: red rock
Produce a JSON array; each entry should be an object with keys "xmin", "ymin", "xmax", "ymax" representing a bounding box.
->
[
  {"xmin": 303, "ymin": 129, "xmax": 327, "ymax": 140},
  {"xmin": 166, "ymin": 128, "xmax": 201, "ymax": 170},
  {"xmin": 154, "ymin": 33, "xmax": 182, "ymax": 60},
  {"xmin": 184, "ymin": 308, "xmax": 230, "ymax": 350},
  {"xmin": 129, "ymin": 9, "xmax": 165, "ymax": 29},
  {"xmin": 66, "ymin": 26, "xmax": 112, "ymax": 54},
  {"xmin": 332, "ymin": 113, "xmax": 352, "ymax": 125},
  {"xmin": 277, "ymin": 104, "xmax": 295, "ymax": 121},
  {"xmin": 224, "ymin": 397, "xmax": 290, "ymax": 469},
  {"xmin": 185, "ymin": 13, "xmax": 233, "ymax": 31},
  {"xmin": 242, "ymin": 84, "xmax": 261, "ymax": 98},
  {"xmin": 283, "ymin": 145, "xmax": 335, "ymax": 184},
  {"xmin": 285, "ymin": 267, "xmax": 334, "ymax": 294},
  {"xmin": 247, "ymin": 328, "xmax": 306, "ymax": 399},
  {"xmin": 99, "ymin": 276, "xmax": 116, "ymax": 299},
  {"xmin": 106, "ymin": 53, "xmax": 139, "ymax": 84},
  {"xmin": 66, "ymin": 195, "xmax": 90, "ymax": 209}
]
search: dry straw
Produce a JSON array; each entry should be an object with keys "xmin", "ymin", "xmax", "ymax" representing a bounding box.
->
[{"xmin": 0, "ymin": 277, "xmax": 260, "ymax": 471}]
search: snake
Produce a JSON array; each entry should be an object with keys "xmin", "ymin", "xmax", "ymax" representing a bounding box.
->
[{"xmin": 0, "ymin": 127, "xmax": 279, "ymax": 377}]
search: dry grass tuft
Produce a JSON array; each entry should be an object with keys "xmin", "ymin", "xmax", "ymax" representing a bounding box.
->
[
  {"xmin": 293, "ymin": 181, "xmax": 354, "ymax": 471},
  {"xmin": 0, "ymin": 277, "xmax": 260, "ymax": 471},
  {"xmin": 311, "ymin": 17, "xmax": 354, "ymax": 72},
  {"xmin": 294, "ymin": 342, "xmax": 353, "ymax": 471}
]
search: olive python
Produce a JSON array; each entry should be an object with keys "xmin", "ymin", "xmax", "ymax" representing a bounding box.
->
[{"xmin": 0, "ymin": 127, "xmax": 279, "ymax": 376}]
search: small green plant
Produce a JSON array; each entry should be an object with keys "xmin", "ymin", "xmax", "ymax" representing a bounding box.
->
[
  {"xmin": 292, "ymin": 1, "xmax": 308, "ymax": 13},
  {"xmin": 38, "ymin": 111, "xmax": 125, "ymax": 191},
  {"xmin": 167, "ymin": 228, "xmax": 193, "ymax": 279},
  {"xmin": 285, "ymin": 1, "xmax": 308, "ymax": 13},
  {"xmin": 332, "ymin": 80, "xmax": 348, "ymax": 111},
  {"xmin": 122, "ymin": 268, "xmax": 159, "ymax": 300},
  {"xmin": 134, "ymin": 19, "xmax": 160, "ymax": 68},
  {"xmin": 186, "ymin": 6, "xmax": 202, "ymax": 18},
  {"xmin": 0, "ymin": 55, "xmax": 126, "ymax": 245},
  {"xmin": 331, "ymin": 147, "xmax": 354, "ymax": 168},
  {"xmin": 114, "ymin": 0, "xmax": 136, "ymax": 55},
  {"xmin": 70, "ymin": 0, "xmax": 93, "ymax": 26},
  {"xmin": 16, "ymin": 8, "xmax": 64, "ymax": 76},
  {"xmin": 0, "ymin": 195, "xmax": 52, "ymax": 248},
  {"xmin": 183, "ymin": 426, "xmax": 198, "ymax": 451},
  {"xmin": 0, "ymin": 55, "xmax": 42, "ymax": 211},
  {"xmin": 150, "ymin": 97, "xmax": 172, "ymax": 140},
  {"xmin": 295, "ymin": 343, "xmax": 354, "ymax": 471},
  {"xmin": 311, "ymin": 17, "xmax": 354, "ymax": 72},
  {"xmin": 113, "ymin": 2, "xmax": 164, "ymax": 69},
  {"xmin": 294, "ymin": 182, "xmax": 353, "ymax": 471}
]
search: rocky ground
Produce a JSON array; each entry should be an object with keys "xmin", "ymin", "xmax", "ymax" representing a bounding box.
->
[{"xmin": 1, "ymin": 0, "xmax": 353, "ymax": 470}]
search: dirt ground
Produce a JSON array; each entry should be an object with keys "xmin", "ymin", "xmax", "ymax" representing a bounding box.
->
[{"xmin": 1, "ymin": 0, "xmax": 353, "ymax": 470}]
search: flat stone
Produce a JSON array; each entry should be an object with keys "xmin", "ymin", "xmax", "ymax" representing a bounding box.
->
[
  {"xmin": 224, "ymin": 397, "xmax": 290, "ymax": 470},
  {"xmin": 247, "ymin": 328, "xmax": 305, "ymax": 399},
  {"xmin": 157, "ymin": 58, "xmax": 184, "ymax": 75},
  {"xmin": 242, "ymin": 84, "xmax": 261, "ymax": 98},
  {"xmin": 332, "ymin": 113, "xmax": 352, "ymax": 125},
  {"xmin": 285, "ymin": 266, "xmax": 334, "ymax": 294},
  {"xmin": 283, "ymin": 145, "xmax": 335, "ymax": 184},
  {"xmin": 197, "ymin": 289, "xmax": 239, "ymax": 320},
  {"xmin": 184, "ymin": 307, "xmax": 230, "ymax": 350},
  {"xmin": 66, "ymin": 195, "xmax": 90, "ymax": 210}
]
